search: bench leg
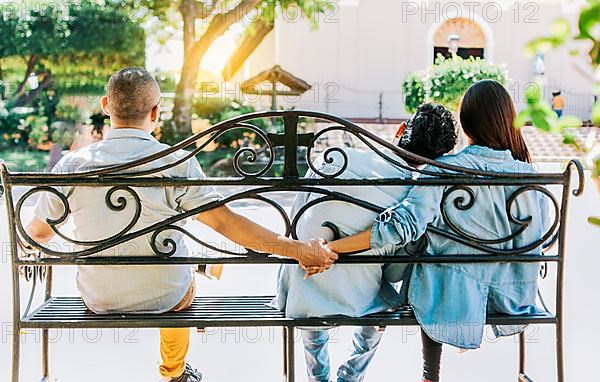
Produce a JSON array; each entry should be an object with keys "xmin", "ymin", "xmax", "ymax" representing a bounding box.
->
[
  {"xmin": 41, "ymin": 267, "xmax": 53, "ymax": 382},
  {"xmin": 282, "ymin": 327, "xmax": 288, "ymax": 379},
  {"xmin": 518, "ymin": 332, "xmax": 527, "ymax": 381},
  {"xmin": 556, "ymin": 322, "xmax": 565, "ymax": 382},
  {"xmin": 518, "ymin": 330, "xmax": 537, "ymax": 382},
  {"xmin": 12, "ymin": 322, "xmax": 20, "ymax": 382},
  {"xmin": 41, "ymin": 328, "xmax": 49, "ymax": 381},
  {"xmin": 283, "ymin": 326, "xmax": 295, "ymax": 382}
]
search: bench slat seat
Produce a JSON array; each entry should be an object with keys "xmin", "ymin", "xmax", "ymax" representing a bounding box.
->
[{"xmin": 22, "ymin": 296, "xmax": 557, "ymax": 329}]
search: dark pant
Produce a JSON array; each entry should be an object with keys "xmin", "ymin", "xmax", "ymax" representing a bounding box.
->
[{"xmin": 421, "ymin": 329, "xmax": 443, "ymax": 382}]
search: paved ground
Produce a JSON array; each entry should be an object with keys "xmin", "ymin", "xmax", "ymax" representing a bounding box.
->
[{"xmin": 0, "ymin": 165, "xmax": 599, "ymax": 381}]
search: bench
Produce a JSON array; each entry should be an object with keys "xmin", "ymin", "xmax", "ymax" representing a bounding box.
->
[{"xmin": 0, "ymin": 110, "xmax": 585, "ymax": 382}]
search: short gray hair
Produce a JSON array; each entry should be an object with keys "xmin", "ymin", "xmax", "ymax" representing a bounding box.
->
[{"xmin": 107, "ymin": 67, "xmax": 161, "ymax": 123}]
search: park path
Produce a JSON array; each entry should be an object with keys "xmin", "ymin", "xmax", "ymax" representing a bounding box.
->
[{"xmin": 0, "ymin": 166, "xmax": 598, "ymax": 381}]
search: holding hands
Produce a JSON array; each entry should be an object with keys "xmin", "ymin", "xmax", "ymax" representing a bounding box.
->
[
  {"xmin": 298, "ymin": 229, "xmax": 372, "ymax": 278},
  {"xmin": 296, "ymin": 238, "xmax": 338, "ymax": 268},
  {"xmin": 298, "ymin": 239, "xmax": 337, "ymax": 279}
]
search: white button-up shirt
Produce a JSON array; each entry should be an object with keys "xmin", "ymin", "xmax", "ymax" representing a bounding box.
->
[{"xmin": 34, "ymin": 128, "xmax": 221, "ymax": 314}]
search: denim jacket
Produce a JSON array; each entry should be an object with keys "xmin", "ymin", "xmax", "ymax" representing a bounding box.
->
[{"xmin": 370, "ymin": 145, "xmax": 549, "ymax": 349}]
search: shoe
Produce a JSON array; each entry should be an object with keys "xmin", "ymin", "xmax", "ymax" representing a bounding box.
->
[{"xmin": 169, "ymin": 363, "xmax": 203, "ymax": 382}]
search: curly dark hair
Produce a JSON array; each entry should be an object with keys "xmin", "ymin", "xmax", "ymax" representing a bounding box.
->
[{"xmin": 399, "ymin": 103, "xmax": 457, "ymax": 160}]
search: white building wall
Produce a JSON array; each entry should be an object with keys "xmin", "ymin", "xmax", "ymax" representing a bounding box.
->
[{"xmin": 237, "ymin": 0, "xmax": 595, "ymax": 120}]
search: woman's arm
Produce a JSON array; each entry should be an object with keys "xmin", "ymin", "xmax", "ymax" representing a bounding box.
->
[
  {"xmin": 327, "ymin": 229, "xmax": 371, "ymax": 254},
  {"xmin": 369, "ymin": 184, "xmax": 442, "ymax": 249},
  {"xmin": 300, "ymin": 229, "xmax": 371, "ymax": 278}
]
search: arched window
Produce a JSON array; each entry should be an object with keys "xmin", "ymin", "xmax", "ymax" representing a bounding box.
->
[{"xmin": 433, "ymin": 18, "xmax": 486, "ymax": 62}]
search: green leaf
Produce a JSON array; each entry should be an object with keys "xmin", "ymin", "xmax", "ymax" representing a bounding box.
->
[
  {"xmin": 556, "ymin": 115, "xmax": 583, "ymax": 130},
  {"xmin": 514, "ymin": 110, "xmax": 530, "ymax": 128},
  {"xmin": 588, "ymin": 216, "xmax": 600, "ymax": 227},
  {"xmin": 592, "ymin": 101, "xmax": 600, "ymax": 126},
  {"xmin": 550, "ymin": 18, "xmax": 571, "ymax": 39},
  {"xmin": 562, "ymin": 133, "xmax": 577, "ymax": 145},
  {"xmin": 525, "ymin": 84, "xmax": 542, "ymax": 104},
  {"xmin": 577, "ymin": 4, "xmax": 600, "ymax": 40},
  {"xmin": 530, "ymin": 109, "xmax": 552, "ymax": 132},
  {"xmin": 524, "ymin": 38, "xmax": 554, "ymax": 56}
]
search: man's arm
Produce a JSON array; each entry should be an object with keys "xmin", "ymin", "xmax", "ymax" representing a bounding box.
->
[
  {"xmin": 197, "ymin": 205, "xmax": 338, "ymax": 267},
  {"xmin": 26, "ymin": 217, "xmax": 55, "ymax": 245}
]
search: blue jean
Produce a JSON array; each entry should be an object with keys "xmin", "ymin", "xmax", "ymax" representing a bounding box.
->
[{"xmin": 301, "ymin": 326, "xmax": 384, "ymax": 382}]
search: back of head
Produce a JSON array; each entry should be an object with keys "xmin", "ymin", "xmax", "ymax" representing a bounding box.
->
[
  {"xmin": 107, "ymin": 67, "xmax": 161, "ymax": 125},
  {"xmin": 459, "ymin": 80, "xmax": 531, "ymax": 163},
  {"xmin": 399, "ymin": 103, "xmax": 457, "ymax": 160}
]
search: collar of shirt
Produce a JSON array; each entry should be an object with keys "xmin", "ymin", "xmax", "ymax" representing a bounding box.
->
[
  {"xmin": 105, "ymin": 128, "xmax": 157, "ymax": 142},
  {"xmin": 462, "ymin": 144, "xmax": 514, "ymax": 160}
]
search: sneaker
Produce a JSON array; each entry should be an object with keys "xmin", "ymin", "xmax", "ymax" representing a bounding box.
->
[{"xmin": 169, "ymin": 363, "xmax": 203, "ymax": 382}]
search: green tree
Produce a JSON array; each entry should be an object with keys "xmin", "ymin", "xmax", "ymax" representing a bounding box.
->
[
  {"xmin": 138, "ymin": 0, "xmax": 335, "ymax": 134},
  {"xmin": 0, "ymin": 1, "xmax": 145, "ymax": 107}
]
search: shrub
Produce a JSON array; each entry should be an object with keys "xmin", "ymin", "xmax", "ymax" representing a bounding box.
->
[
  {"xmin": 50, "ymin": 121, "xmax": 76, "ymax": 148},
  {"xmin": 55, "ymin": 103, "xmax": 82, "ymax": 123},
  {"xmin": 403, "ymin": 55, "xmax": 509, "ymax": 113},
  {"xmin": 403, "ymin": 73, "xmax": 426, "ymax": 114},
  {"xmin": 0, "ymin": 105, "xmax": 29, "ymax": 149},
  {"xmin": 24, "ymin": 115, "xmax": 50, "ymax": 148}
]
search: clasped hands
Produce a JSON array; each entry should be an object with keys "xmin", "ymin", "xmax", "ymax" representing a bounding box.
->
[{"xmin": 296, "ymin": 238, "xmax": 337, "ymax": 279}]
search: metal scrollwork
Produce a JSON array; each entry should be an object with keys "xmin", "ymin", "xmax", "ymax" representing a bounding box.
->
[
  {"xmin": 306, "ymin": 125, "xmax": 419, "ymax": 178},
  {"xmin": 150, "ymin": 191, "xmax": 293, "ymax": 258},
  {"xmin": 230, "ymin": 123, "xmax": 274, "ymax": 177},
  {"xmin": 436, "ymin": 185, "xmax": 561, "ymax": 254},
  {"xmin": 16, "ymin": 238, "xmax": 49, "ymax": 317},
  {"xmin": 566, "ymin": 159, "xmax": 585, "ymax": 196},
  {"xmin": 21, "ymin": 264, "xmax": 47, "ymax": 283},
  {"xmin": 15, "ymin": 185, "xmax": 142, "ymax": 254},
  {"xmin": 1, "ymin": 110, "xmax": 585, "ymax": 261}
]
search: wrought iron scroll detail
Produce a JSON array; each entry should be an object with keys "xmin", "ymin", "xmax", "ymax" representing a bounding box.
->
[
  {"xmin": 305, "ymin": 125, "xmax": 425, "ymax": 178},
  {"xmin": 6, "ymin": 110, "xmax": 560, "ymax": 181},
  {"xmin": 566, "ymin": 159, "xmax": 585, "ymax": 196},
  {"xmin": 149, "ymin": 193, "xmax": 292, "ymax": 258},
  {"xmin": 3, "ymin": 111, "xmax": 585, "ymax": 260},
  {"xmin": 15, "ymin": 185, "xmax": 143, "ymax": 250},
  {"xmin": 432, "ymin": 185, "xmax": 561, "ymax": 255}
]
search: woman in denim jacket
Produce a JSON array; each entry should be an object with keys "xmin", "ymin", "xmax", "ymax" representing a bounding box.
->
[{"xmin": 319, "ymin": 80, "xmax": 549, "ymax": 382}]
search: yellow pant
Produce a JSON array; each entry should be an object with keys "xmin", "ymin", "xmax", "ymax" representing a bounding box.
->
[
  {"xmin": 159, "ymin": 282, "xmax": 196, "ymax": 378},
  {"xmin": 160, "ymin": 328, "xmax": 190, "ymax": 377}
]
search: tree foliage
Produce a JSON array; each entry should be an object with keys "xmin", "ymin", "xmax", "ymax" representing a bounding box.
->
[
  {"xmin": 137, "ymin": 0, "xmax": 335, "ymax": 133},
  {"xmin": 403, "ymin": 55, "xmax": 508, "ymax": 113},
  {"xmin": 0, "ymin": 0, "xmax": 145, "ymax": 104}
]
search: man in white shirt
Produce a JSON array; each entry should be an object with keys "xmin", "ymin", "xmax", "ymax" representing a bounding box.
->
[{"xmin": 26, "ymin": 67, "xmax": 337, "ymax": 382}]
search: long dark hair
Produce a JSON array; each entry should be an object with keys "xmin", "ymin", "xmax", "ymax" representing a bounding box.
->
[{"xmin": 459, "ymin": 80, "xmax": 532, "ymax": 163}]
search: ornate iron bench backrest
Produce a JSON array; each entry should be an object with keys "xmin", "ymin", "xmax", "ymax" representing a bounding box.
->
[{"xmin": 0, "ymin": 110, "xmax": 584, "ymax": 270}]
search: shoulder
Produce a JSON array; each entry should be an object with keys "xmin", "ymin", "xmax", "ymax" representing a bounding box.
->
[{"xmin": 51, "ymin": 145, "xmax": 99, "ymax": 173}]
